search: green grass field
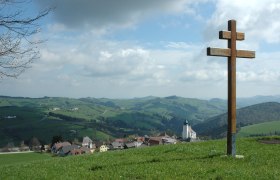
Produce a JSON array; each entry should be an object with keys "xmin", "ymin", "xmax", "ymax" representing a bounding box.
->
[
  {"xmin": 238, "ymin": 121, "xmax": 280, "ymax": 137},
  {"xmin": 0, "ymin": 137, "xmax": 279, "ymax": 179},
  {"xmin": 0, "ymin": 152, "xmax": 52, "ymax": 167}
]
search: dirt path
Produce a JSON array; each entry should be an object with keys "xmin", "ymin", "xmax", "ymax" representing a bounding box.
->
[{"xmin": 0, "ymin": 151, "xmax": 34, "ymax": 155}]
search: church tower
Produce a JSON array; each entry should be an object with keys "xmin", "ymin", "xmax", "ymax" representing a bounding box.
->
[
  {"xmin": 182, "ymin": 119, "xmax": 197, "ymax": 141},
  {"xmin": 182, "ymin": 120, "xmax": 189, "ymax": 140}
]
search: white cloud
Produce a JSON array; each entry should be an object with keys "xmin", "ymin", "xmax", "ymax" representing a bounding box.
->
[
  {"xmin": 181, "ymin": 69, "xmax": 227, "ymax": 81},
  {"xmin": 165, "ymin": 42, "xmax": 202, "ymax": 50},
  {"xmin": 3, "ymin": 35, "xmax": 280, "ymax": 98},
  {"xmin": 100, "ymin": 51, "xmax": 112, "ymax": 59},
  {"xmin": 206, "ymin": 0, "xmax": 280, "ymax": 44},
  {"xmin": 57, "ymin": 74, "xmax": 80, "ymax": 87},
  {"xmin": 3, "ymin": 0, "xmax": 280, "ymax": 99},
  {"xmin": 31, "ymin": 35, "xmax": 176, "ymax": 87}
]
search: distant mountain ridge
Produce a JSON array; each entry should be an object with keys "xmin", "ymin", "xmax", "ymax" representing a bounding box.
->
[
  {"xmin": 207, "ymin": 95, "xmax": 280, "ymax": 108},
  {"xmin": 237, "ymin": 95, "xmax": 280, "ymax": 107}
]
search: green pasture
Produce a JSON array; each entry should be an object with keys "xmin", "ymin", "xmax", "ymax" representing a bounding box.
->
[
  {"xmin": 0, "ymin": 137, "xmax": 279, "ymax": 179},
  {"xmin": 238, "ymin": 121, "xmax": 280, "ymax": 137},
  {"xmin": 0, "ymin": 152, "xmax": 52, "ymax": 167}
]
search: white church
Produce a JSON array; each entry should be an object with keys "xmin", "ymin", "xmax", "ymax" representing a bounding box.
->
[{"xmin": 182, "ymin": 120, "xmax": 196, "ymax": 141}]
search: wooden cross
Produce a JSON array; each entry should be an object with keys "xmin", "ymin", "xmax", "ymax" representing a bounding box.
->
[{"xmin": 207, "ymin": 20, "xmax": 255, "ymax": 156}]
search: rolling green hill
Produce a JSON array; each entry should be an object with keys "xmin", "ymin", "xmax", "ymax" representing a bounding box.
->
[
  {"xmin": 194, "ymin": 102, "xmax": 280, "ymax": 138},
  {"xmin": 0, "ymin": 137, "xmax": 280, "ymax": 179},
  {"xmin": 238, "ymin": 121, "xmax": 280, "ymax": 137},
  {"xmin": 2, "ymin": 95, "xmax": 280, "ymax": 147},
  {"xmin": 0, "ymin": 96, "xmax": 226, "ymax": 147}
]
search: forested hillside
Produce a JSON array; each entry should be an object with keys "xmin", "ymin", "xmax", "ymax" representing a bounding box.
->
[
  {"xmin": 0, "ymin": 96, "xmax": 226, "ymax": 147},
  {"xmin": 194, "ymin": 102, "xmax": 280, "ymax": 138}
]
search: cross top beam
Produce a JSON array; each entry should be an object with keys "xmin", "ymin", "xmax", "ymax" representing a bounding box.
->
[
  {"xmin": 207, "ymin": 20, "xmax": 255, "ymax": 59},
  {"xmin": 207, "ymin": 20, "xmax": 255, "ymax": 156}
]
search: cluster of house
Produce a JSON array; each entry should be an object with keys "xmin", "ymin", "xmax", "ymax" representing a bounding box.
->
[
  {"xmin": 51, "ymin": 120, "xmax": 197, "ymax": 156},
  {"xmin": 107, "ymin": 133, "xmax": 177, "ymax": 150},
  {"xmin": 0, "ymin": 119, "xmax": 197, "ymax": 154},
  {"xmin": 51, "ymin": 136, "xmax": 95, "ymax": 156},
  {"xmin": 51, "ymin": 134, "xmax": 175, "ymax": 156}
]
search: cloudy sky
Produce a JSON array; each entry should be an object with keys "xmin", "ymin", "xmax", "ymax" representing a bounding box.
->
[{"xmin": 1, "ymin": 0, "xmax": 280, "ymax": 99}]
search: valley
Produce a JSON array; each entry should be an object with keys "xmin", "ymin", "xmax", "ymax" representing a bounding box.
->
[{"xmin": 1, "ymin": 95, "xmax": 280, "ymax": 147}]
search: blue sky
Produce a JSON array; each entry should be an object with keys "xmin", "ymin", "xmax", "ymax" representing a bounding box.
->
[{"xmin": 1, "ymin": 0, "xmax": 280, "ymax": 99}]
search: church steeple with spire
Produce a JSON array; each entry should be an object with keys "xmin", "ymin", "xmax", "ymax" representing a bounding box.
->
[{"xmin": 182, "ymin": 119, "xmax": 196, "ymax": 141}]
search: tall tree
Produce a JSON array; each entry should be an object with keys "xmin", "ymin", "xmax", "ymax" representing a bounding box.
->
[{"xmin": 0, "ymin": 0, "xmax": 50, "ymax": 78}]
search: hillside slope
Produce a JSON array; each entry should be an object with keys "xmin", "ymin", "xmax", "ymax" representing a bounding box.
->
[
  {"xmin": 238, "ymin": 121, "xmax": 280, "ymax": 137},
  {"xmin": 0, "ymin": 137, "xmax": 280, "ymax": 179},
  {"xmin": 0, "ymin": 96, "xmax": 226, "ymax": 147},
  {"xmin": 193, "ymin": 102, "xmax": 280, "ymax": 138}
]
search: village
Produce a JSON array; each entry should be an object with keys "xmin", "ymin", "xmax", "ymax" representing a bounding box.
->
[{"xmin": 0, "ymin": 120, "xmax": 198, "ymax": 156}]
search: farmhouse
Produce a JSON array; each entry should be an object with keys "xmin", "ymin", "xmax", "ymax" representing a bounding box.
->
[
  {"xmin": 124, "ymin": 142, "xmax": 136, "ymax": 149},
  {"xmin": 148, "ymin": 137, "xmax": 163, "ymax": 146},
  {"xmin": 109, "ymin": 141, "xmax": 124, "ymax": 150},
  {"xmin": 70, "ymin": 149, "xmax": 83, "ymax": 155},
  {"xmin": 80, "ymin": 146, "xmax": 91, "ymax": 154},
  {"xmin": 58, "ymin": 145, "xmax": 80, "ymax": 156},
  {"xmin": 51, "ymin": 142, "xmax": 71, "ymax": 154},
  {"xmin": 162, "ymin": 137, "xmax": 177, "ymax": 144},
  {"xmin": 99, "ymin": 145, "xmax": 108, "ymax": 152},
  {"xmin": 82, "ymin": 136, "xmax": 94, "ymax": 148},
  {"xmin": 144, "ymin": 132, "xmax": 177, "ymax": 146}
]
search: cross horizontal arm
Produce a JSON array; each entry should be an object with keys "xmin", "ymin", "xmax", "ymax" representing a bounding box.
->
[
  {"xmin": 219, "ymin": 31, "xmax": 245, "ymax": 40},
  {"xmin": 207, "ymin": 47, "xmax": 230, "ymax": 57},
  {"xmin": 236, "ymin": 50, "xmax": 255, "ymax": 58},
  {"xmin": 207, "ymin": 47, "xmax": 255, "ymax": 58}
]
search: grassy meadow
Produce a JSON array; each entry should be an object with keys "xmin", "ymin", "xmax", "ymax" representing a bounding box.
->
[
  {"xmin": 0, "ymin": 152, "xmax": 52, "ymax": 167},
  {"xmin": 238, "ymin": 121, "xmax": 280, "ymax": 137},
  {"xmin": 0, "ymin": 137, "xmax": 279, "ymax": 179}
]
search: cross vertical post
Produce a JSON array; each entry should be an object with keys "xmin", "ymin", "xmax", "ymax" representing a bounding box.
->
[
  {"xmin": 227, "ymin": 20, "xmax": 237, "ymax": 156},
  {"xmin": 207, "ymin": 19, "xmax": 255, "ymax": 157}
]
